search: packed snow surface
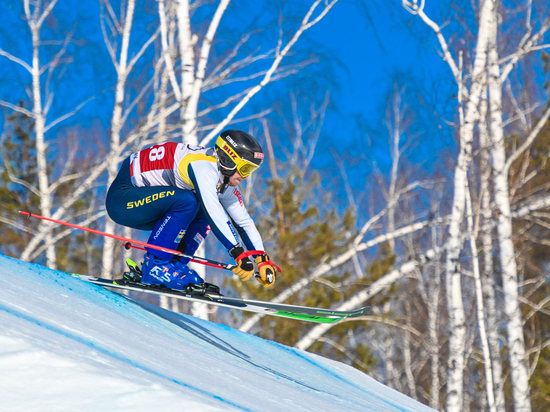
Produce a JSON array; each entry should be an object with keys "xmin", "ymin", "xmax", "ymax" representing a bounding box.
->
[{"xmin": 0, "ymin": 254, "xmax": 435, "ymax": 412}]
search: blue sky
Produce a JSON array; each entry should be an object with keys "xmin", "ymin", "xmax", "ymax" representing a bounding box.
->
[
  {"xmin": 310, "ymin": 2, "xmax": 426, "ymax": 124},
  {"xmin": 302, "ymin": 1, "xmax": 452, "ymax": 202}
]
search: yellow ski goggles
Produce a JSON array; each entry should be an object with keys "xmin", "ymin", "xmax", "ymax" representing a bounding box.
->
[{"xmin": 216, "ymin": 136, "xmax": 261, "ymax": 177}]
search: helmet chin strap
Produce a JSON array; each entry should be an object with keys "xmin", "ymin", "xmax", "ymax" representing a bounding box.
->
[{"xmin": 219, "ymin": 174, "xmax": 231, "ymax": 194}]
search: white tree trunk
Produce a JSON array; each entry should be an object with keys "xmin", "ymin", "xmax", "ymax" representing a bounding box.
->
[
  {"xmin": 20, "ymin": 0, "xmax": 60, "ymax": 268},
  {"xmin": 428, "ymin": 225, "xmax": 441, "ymax": 410},
  {"xmin": 479, "ymin": 77, "xmax": 506, "ymax": 412},
  {"xmin": 384, "ymin": 334, "xmax": 401, "ymax": 391},
  {"xmin": 180, "ymin": 0, "xmax": 231, "ymax": 144},
  {"xmin": 176, "ymin": 0, "xmax": 196, "ymax": 143},
  {"xmin": 487, "ymin": 10, "xmax": 531, "ymax": 411},
  {"xmin": 32, "ymin": 49, "xmax": 56, "ymax": 268},
  {"xmin": 13, "ymin": 0, "xmax": 160, "ymax": 267},
  {"xmin": 404, "ymin": 301, "xmax": 417, "ymax": 400},
  {"xmin": 444, "ymin": 2, "xmax": 493, "ymax": 409},
  {"xmin": 101, "ymin": 0, "xmax": 135, "ymax": 279},
  {"xmin": 466, "ymin": 180, "xmax": 496, "ymax": 412},
  {"xmin": 385, "ymin": 84, "xmax": 405, "ymax": 251}
]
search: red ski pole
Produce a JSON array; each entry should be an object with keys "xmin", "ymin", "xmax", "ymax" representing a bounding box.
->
[{"xmin": 19, "ymin": 211, "xmax": 241, "ymax": 271}]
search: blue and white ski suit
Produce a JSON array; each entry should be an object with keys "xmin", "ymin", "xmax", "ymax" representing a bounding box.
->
[{"xmin": 106, "ymin": 141, "xmax": 264, "ymax": 261}]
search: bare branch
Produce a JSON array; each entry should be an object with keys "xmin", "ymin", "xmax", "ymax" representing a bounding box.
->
[
  {"xmin": 338, "ymin": 315, "xmax": 422, "ymax": 337},
  {"xmin": 36, "ymin": 0, "xmax": 59, "ymax": 28},
  {"xmin": 505, "ymin": 104, "xmax": 550, "ymax": 173},
  {"xmin": 2, "ymin": 157, "xmax": 40, "ymax": 196},
  {"xmin": 49, "ymin": 172, "xmax": 85, "ymax": 194},
  {"xmin": 44, "ymin": 96, "xmax": 95, "ymax": 133},
  {"xmin": 316, "ymin": 337, "xmax": 372, "ymax": 370},
  {"xmin": 0, "ymin": 49, "xmax": 33, "ymax": 73},
  {"xmin": 29, "ymin": 210, "xmax": 107, "ymax": 261},
  {"xmin": 202, "ymin": 33, "xmax": 255, "ymax": 90},
  {"xmin": 402, "ymin": 0, "xmax": 460, "ymax": 84},
  {"xmin": 0, "ymin": 216, "xmax": 36, "ymax": 234},
  {"xmin": 121, "ymin": 77, "xmax": 155, "ymax": 125},
  {"xmin": 99, "ymin": 0, "xmax": 118, "ymax": 68},
  {"xmin": 127, "ymin": 27, "xmax": 160, "ymax": 74},
  {"xmin": 200, "ymin": 0, "xmax": 339, "ymax": 146},
  {"xmin": 239, "ymin": 215, "xmax": 445, "ymax": 333},
  {"xmin": 0, "ymin": 101, "xmax": 33, "ymax": 117},
  {"xmin": 196, "ymin": 109, "xmax": 273, "ymax": 132},
  {"xmin": 500, "ymin": 19, "xmax": 550, "ymax": 81},
  {"xmin": 294, "ymin": 247, "xmax": 443, "ymax": 350}
]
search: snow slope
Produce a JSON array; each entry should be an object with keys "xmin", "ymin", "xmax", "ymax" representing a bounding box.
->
[{"xmin": 0, "ymin": 254, "xmax": 435, "ymax": 412}]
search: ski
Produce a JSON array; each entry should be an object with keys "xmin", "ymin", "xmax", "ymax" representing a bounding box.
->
[{"xmin": 70, "ymin": 273, "xmax": 370, "ymax": 324}]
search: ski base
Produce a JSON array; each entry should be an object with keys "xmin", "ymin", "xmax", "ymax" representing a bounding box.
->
[{"xmin": 70, "ymin": 274, "xmax": 370, "ymax": 323}]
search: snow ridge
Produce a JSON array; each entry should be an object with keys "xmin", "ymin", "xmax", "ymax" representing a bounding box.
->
[{"xmin": 0, "ymin": 254, "xmax": 435, "ymax": 412}]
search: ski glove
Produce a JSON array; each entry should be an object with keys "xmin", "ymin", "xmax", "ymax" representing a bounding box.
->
[
  {"xmin": 229, "ymin": 246, "xmax": 255, "ymax": 281},
  {"xmin": 255, "ymin": 254, "xmax": 277, "ymax": 288}
]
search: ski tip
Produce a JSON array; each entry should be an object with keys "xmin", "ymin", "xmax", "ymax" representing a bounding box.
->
[{"xmin": 347, "ymin": 306, "xmax": 371, "ymax": 318}]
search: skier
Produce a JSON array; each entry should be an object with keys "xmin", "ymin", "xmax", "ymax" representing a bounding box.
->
[{"xmin": 105, "ymin": 130, "xmax": 278, "ymax": 290}]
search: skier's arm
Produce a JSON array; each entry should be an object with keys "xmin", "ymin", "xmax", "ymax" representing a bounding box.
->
[
  {"xmin": 221, "ymin": 187, "xmax": 277, "ymax": 288},
  {"xmin": 219, "ymin": 187, "xmax": 265, "ymax": 252}
]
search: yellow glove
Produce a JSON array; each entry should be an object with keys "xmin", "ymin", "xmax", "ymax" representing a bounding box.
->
[
  {"xmin": 255, "ymin": 254, "xmax": 278, "ymax": 288},
  {"xmin": 229, "ymin": 246, "xmax": 255, "ymax": 281}
]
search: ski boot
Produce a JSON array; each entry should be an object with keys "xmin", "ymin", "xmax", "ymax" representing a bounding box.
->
[{"xmin": 141, "ymin": 252, "xmax": 204, "ymax": 290}]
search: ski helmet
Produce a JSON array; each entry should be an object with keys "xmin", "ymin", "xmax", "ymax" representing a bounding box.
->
[{"xmin": 215, "ymin": 130, "xmax": 264, "ymax": 177}]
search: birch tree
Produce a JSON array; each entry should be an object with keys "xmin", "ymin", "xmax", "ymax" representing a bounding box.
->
[
  {"xmin": 6, "ymin": 0, "xmax": 171, "ymax": 276},
  {"xmin": 154, "ymin": 0, "xmax": 339, "ymax": 148},
  {"xmin": 2, "ymin": 0, "xmax": 344, "ymax": 292},
  {"xmin": 0, "ymin": 0, "xmax": 94, "ymax": 269},
  {"xmin": 402, "ymin": 0, "xmax": 550, "ymax": 409},
  {"xmin": 99, "ymin": 0, "xmax": 160, "ymax": 278},
  {"xmin": 486, "ymin": 4, "xmax": 531, "ymax": 409},
  {"xmin": 479, "ymin": 79, "xmax": 506, "ymax": 412},
  {"xmin": 466, "ymin": 177, "xmax": 496, "ymax": 412},
  {"xmin": 402, "ymin": 1, "xmax": 495, "ymax": 408},
  {"xmin": 401, "ymin": 0, "xmax": 538, "ymax": 409},
  {"xmin": 422, "ymin": 223, "xmax": 444, "ymax": 410}
]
